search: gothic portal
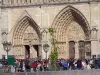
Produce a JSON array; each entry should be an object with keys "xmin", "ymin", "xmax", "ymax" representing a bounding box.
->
[
  {"xmin": 12, "ymin": 6, "xmax": 91, "ymax": 59},
  {"xmin": 52, "ymin": 6, "xmax": 91, "ymax": 59},
  {"xmin": 12, "ymin": 15, "xmax": 41, "ymax": 59}
]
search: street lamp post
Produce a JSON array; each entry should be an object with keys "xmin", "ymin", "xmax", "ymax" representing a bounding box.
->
[
  {"xmin": 43, "ymin": 43, "xmax": 49, "ymax": 71},
  {"xmin": 43, "ymin": 43, "xmax": 49, "ymax": 60},
  {"xmin": 2, "ymin": 41, "xmax": 12, "ymax": 59},
  {"xmin": 1, "ymin": 30, "xmax": 12, "ymax": 59}
]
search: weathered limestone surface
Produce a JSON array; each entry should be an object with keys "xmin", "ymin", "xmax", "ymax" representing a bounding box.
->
[{"xmin": 0, "ymin": 0, "xmax": 100, "ymax": 59}]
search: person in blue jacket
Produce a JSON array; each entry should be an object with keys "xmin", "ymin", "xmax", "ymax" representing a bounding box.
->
[
  {"xmin": 63, "ymin": 60, "xmax": 68, "ymax": 70},
  {"xmin": 97, "ymin": 59, "xmax": 100, "ymax": 69}
]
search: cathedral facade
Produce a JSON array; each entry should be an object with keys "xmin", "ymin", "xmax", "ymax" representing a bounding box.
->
[{"xmin": 0, "ymin": 0, "xmax": 100, "ymax": 59}]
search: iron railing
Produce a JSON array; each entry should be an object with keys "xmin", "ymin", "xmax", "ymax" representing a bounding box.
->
[{"xmin": 0, "ymin": 67, "xmax": 9, "ymax": 72}]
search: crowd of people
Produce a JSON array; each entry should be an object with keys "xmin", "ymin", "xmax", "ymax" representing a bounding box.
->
[{"xmin": 0, "ymin": 58, "xmax": 100, "ymax": 72}]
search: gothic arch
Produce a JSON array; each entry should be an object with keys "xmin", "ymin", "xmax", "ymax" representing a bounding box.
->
[
  {"xmin": 51, "ymin": 5, "xmax": 91, "ymax": 42},
  {"xmin": 12, "ymin": 11, "xmax": 41, "ymax": 59},
  {"xmin": 13, "ymin": 11, "xmax": 41, "ymax": 46},
  {"xmin": 51, "ymin": 5, "xmax": 91, "ymax": 59}
]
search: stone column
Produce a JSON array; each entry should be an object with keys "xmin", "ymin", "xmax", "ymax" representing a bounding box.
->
[
  {"xmin": 2, "ymin": 0, "xmax": 6, "ymax": 5},
  {"xmin": 4, "ymin": 0, "xmax": 8, "ymax": 5},
  {"xmin": 91, "ymin": 27, "xmax": 98, "ymax": 57},
  {"xmin": 17, "ymin": 0, "xmax": 21, "ymax": 4},
  {"xmin": 21, "ymin": 45, "xmax": 25, "ymax": 59},
  {"xmin": 41, "ymin": 43, "xmax": 45, "ymax": 59},
  {"xmin": 38, "ymin": 44, "xmax": 42, "ymax": 59},
  {"xmin": 27, "ymin": 0, "xmax": 31, "ymax": 4},
  {"xmin": 22, "ymin": 0, "xmax": 25, "ymax": 4},
  {"xmin": 18, "ymin": 0, "xmax": 22, "ymax": 4},
  {"xmin": 11, "ymin": 0, "xmax": 14, "ymax": 4},
  {"xmin": 9, "ymin": 0, "xmax": 12, "ymax": 4},
  {"xmin": 75, "ymin": 41, "xmax": 79, "ymax": 59},
  {"xmin": 14, "ymin": 0, "xmax": 18, "ymax": 4}
]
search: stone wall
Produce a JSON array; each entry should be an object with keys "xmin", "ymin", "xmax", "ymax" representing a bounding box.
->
[{"xmin": 0, "ymin": 1, "xmax": 100, "ymax": 59}]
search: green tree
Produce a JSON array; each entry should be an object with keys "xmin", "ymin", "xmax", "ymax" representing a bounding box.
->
[{"xmin": 48, "ymin": 28, "xmax": 58, "ymax": 71}]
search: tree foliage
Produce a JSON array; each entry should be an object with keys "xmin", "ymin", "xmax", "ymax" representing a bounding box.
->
[{"xmin": 48, "ymin": 28, "xmax": 58, "ymax": 70}]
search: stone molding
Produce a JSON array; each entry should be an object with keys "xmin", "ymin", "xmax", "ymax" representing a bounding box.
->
[{"xmin": 0, "ymin": 0, "xmax": 100, "ymax": 8}]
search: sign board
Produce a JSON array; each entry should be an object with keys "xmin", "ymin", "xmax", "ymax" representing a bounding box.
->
[{"xmin": 8, "ymin": 56, "xmax": 15, "ymax": 66}]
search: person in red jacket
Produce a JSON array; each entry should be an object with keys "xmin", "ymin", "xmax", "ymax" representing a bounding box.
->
[{"xmin": 32, "ymin": 61, "xmax": 37, "ymax": 72}]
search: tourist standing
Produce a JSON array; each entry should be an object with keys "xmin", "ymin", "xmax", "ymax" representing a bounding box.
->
[
  {"xmin": 25, "ymin": 63, "xmax": 31, "ymax": 72},
  {"xmin": 75, "ymin": 59, "xmax": 82, "ymax": 70},
  {"xmin": 63, "ymin": 60, "xmax": 68, "ymax": 70},
  {"xmin": 32, "ymin": 61, "xmax": 37, "ymax": 72}
]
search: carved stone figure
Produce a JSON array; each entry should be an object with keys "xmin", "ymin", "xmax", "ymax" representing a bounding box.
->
[{"xmin": 91, "ymin": 28, "xmax": 98, "ymax": 40}]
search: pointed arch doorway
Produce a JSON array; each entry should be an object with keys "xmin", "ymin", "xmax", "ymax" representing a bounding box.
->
[
  {"xmin": 12, "ymin": 15, "xmax": 41, "ymax": 59},
  {"xmin": 52, "ymin": 6, "xmax": 91, "ymax": 59}
]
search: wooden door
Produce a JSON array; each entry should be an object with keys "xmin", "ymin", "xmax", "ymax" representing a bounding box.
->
[
  {"xmin": 79, "ymin": 41, "xmax": 85, "ymax": 59},
  {"xmin": 69, "ymin": 41, "xmax": 75, "ymax": 59},
  {"xmin": 85, "ymin": 41, "xmax": 91, "ymax": 59}
]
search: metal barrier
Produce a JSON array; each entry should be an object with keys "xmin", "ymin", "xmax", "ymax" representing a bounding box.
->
[{"xmin": 0, "ymin": 67, "xmax": 9, "ymax": 72}]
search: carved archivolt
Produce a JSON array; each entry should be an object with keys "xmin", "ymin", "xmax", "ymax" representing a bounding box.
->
[
  {"xmin": 13, "ymin": 16, "xmax": 41, "ymax": 46},
  {"xmin": 52, "ymin": 6, "xmax": 90, "ymax": 42},
  {"xmin": 51, "ymin": 5, "xmax": 90, "ymax": 59},
  {"xmin": 12, "ymin": 11, "xmax": 41, "ymax": 59}
]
